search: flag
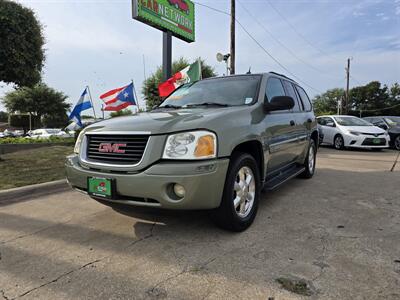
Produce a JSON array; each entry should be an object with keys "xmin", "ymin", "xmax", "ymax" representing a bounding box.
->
[
  {"xmin": 100, "ymin": 82, "xmax": 137, "ymax": 111},
  {"xmin": 68, "ymin": 87, "xmax": 92, "ymax": 128},
  {"xmin": 158, "ymin": 60, "xmax": 201, "ymax": 97}
]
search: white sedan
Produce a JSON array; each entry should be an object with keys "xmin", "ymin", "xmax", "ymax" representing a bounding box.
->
[{"xmin": 317, "ymin": 115, "xmax": 390, "ymax": 150}]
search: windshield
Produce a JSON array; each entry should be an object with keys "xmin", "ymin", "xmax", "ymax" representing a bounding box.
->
[
  {"xmin": 384, "ymin": 117, "xmax": 400, "ymax": 126},
  {"xmin": 334, "ymin": 116, "xmax": 372, "ymax": 126},
  {"xmin": 159, "ymin": 75, "xmax": 261, "ymax": 108}
]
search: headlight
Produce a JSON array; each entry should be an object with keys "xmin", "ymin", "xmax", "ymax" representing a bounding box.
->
[
  {"xmin": 349, "ymin": 131, "xmax": 361, "ymax": 136},
  {"xmin": 163, "ymin": 131, "xmax": 217, "ymax": 160},
  {"xmin": 74, "ymin": 131, "xmax": 86, "ymax": 154}
]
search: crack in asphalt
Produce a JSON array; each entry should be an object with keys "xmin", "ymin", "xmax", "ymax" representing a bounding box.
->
[
  {"xmin": 390, "ymin": 151, "xmax": 400, "ymax": 172},
  {"xmin": 312, "ymin": 231, "xmax": 330, "ymax": 283},
  {"xmin": 0, "ymin": 211, "xmax": 106, "ymax": 245},
  {"xmin": 1, "ymin": 290, "xmax": 10, "ymax": 300},
  {"xmin": 9, "ymin": 222, "xmax": 157, "ymax": 299},
  {"xmin": 146, "ymin": 255, "xmax": 219, "ymax": 298}
]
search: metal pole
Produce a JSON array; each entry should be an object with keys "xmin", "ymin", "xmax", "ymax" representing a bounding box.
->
[
  {"xmin": 230, "ymin": 0, "xmax": 235, "ymax": 75},
  {"xmin": 86, "ymin": 86, "xmax": 97, "ymax": 119},
  {"xmin": 101, "ymin": 104, "xmax": 105, "ymax": 119},
  {"xmin": 345, "ymin": 58, "xmax": 350, "ymax": 114},
  {"xmin": 163, "ymin": 31, "xmax": 172, "ymax": 81},
  {"xmin": 132, "ymin": 80, "xmax": 140, "ymax": 113}
]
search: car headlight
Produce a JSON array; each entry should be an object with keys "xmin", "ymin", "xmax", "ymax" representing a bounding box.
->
[
  {"xmin": 163, "ymin": 131, "xmax": 217, "ymax": 160},
  {"xmin": 74, "ymin": 131, "xmax": 86, "ymax": 154},
  {"xmin": 349, "ymin": 131, "xmax": 361, "ymax": 136}
]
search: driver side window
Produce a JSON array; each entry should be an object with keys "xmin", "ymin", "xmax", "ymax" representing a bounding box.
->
[{"xmin": 265, "ymin": 77, "xmax": 285, "ymax": 103}]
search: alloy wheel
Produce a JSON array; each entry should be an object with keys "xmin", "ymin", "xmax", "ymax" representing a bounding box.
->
[
  {"xmin": 395, "ymin": 136, "xmax": 400, "ymax": 150},
  {"xmin": 233, "ymin": 166, "xmax": 255, "ymax": 218},
  {"xmin": 308, "ymin": 145, "xmax": 315, "ymax": 173}
]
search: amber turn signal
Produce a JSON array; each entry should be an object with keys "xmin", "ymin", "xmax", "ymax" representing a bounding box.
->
[{"xmin": 194, "ymin": 135, "xmax": 215, "ymax": 157}]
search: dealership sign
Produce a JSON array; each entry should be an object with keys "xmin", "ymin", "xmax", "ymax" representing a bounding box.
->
[{"xmin": 132, "ymin": 0, "xmax": 195, "ymax": 43}]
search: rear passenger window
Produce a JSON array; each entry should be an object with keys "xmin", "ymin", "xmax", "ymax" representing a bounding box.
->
[
  {"xmin": 265, "ymin": 77, "xmax": 285, "ymax": 102},
  {"xmin": 282, "ymin": 80, "xmax": 301, "ymax": 112},
  {"xmin": 295, "ymin": 86, "xmax": 312, "ymax": 111}
]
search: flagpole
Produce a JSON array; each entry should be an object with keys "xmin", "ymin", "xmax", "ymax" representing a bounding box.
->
[
  {"xmin": 86, "ymin": 86, "xmax": 97, "ymax": 119},
  {"xmin": 132, "ymin": 79, "xmax": 140, "ymax": 113}
]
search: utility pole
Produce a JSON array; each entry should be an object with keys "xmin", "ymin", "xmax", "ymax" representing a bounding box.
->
[
  {"xmin": 345, "ymin": 58, "xmax": 351, "ymax": 114},
  {"xmin": 230, "ymin": 0, "xmax": 235, "ymax": 75}
]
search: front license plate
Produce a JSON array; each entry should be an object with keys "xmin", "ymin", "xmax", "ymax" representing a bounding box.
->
[
  {"xmin": 87, "ymin": 177, "xmax": 114, "ymax": 199},
  {"xmin": 373, "ymin": 138, "xmax": 381, "ymax": 144}
]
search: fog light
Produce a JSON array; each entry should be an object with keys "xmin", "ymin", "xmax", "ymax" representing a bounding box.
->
[{"xmin": 173, "ymin": 184, "xmax": 186, "ymax": 198}]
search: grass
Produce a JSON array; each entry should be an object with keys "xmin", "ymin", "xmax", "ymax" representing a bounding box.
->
[{"xmin": 0, "ymin": 145, "xmax": 73, "ymax": 190}]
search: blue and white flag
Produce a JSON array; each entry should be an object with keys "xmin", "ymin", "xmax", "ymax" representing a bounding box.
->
[{"xmin": 69, "ymin": 87, "xmax": 92, "ymax": 128}]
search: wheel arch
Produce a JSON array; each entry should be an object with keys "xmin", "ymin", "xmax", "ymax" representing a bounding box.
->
[{"xmin": 230, "ymin": 140, "xmax": 265, "ymax": 182}]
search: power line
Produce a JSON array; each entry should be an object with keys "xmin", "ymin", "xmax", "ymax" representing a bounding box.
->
[
  {"xmin": 238, "ymin": 0, "xmax": 326, "ymax": 75},
  {"xmin": 265, "ymin": 0, "xmax": 329, "ymax": 57},
  {"xmin": 194, "ymin": 1, "xmax": 323, "ymax": 94}
]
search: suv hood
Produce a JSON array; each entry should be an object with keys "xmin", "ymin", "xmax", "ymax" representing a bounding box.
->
[{"xmin": 85, "ymin": 107, "xmax": 249, "ymax": 135}]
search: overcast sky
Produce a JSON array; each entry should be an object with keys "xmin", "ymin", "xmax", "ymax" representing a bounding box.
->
[{"xmin": 1, "ymin": 0, "xmax": 399, "ymax": 117}]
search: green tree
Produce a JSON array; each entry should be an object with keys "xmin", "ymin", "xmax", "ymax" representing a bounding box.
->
[
  {"xmin": 312, "ymin": 88, "xmax": 344, "ymax": 116},
  {"xmin": 110, "ymin": 109, "xmax": 133, "ymax": 118},
  {"xmin": 2, "ymin": 84, "xmax": 70, "ymax": 128},
  {"xmin": 0, "ymin": 0, "xmax": 45, "ymax": 87},
  {"xmin": 143, "ymin": 57, "xmax": 216, "ymax": 110},
  {"xmin": 0, "ymin": 111, "xmax": 8, "ymax": 122}
]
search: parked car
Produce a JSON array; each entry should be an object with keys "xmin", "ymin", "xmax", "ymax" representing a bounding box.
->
[
  {"xmin": 363, "ymin": 116, "xmax": 400, "ymax": 150},
  {"xmin": 317, "ymin": 115, "xmax": 390, "ymax": 150},
  {"xmin": 28, "ymin": 128, "xmax": 69, "ymax": 139},
  {"xmin": 67, "ymin": 72, "xmax": 319, "ymax": 231}
]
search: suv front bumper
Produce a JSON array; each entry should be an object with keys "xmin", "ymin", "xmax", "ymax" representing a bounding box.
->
[{"xmin": 66, "ymin": 155, "xmax": 229, "ymax": 210}]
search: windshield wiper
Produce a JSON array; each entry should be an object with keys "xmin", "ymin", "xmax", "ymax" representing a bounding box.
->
[{"xmin": 184, "ymin": 102, "xmax": 230, "ymax": 108}]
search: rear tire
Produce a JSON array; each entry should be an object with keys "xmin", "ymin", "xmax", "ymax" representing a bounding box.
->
[
  {"xmin": 211, "ymin": 152, "xmax": 260, "ymax": 232},
  {"xmin": 299, "ymin": 139, "xmax": 316, "ymax": 179},
  {"xmin": 334, "ymin": 134, "xmax": 344, "ymax": 150}
]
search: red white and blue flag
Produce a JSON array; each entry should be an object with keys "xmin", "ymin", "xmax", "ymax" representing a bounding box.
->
[{"xmin": 100, "ymin": 82, "xmax": 137, "ymax": 111}]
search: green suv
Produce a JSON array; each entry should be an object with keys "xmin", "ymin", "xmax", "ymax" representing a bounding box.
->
[{"xmin": 66, "ymin": 72, "xmax": 318, "ymax": 231}]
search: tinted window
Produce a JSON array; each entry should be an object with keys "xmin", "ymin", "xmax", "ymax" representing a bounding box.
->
[
  {"xmin": 282, "ymin": 80, "xmax": 301, "ymax": 112},
  {"xmin": 295, "ymin": 86, "xmax": 312, "ymax": 111},
  {"xmin": 265, "ymin": 77, "xmax": 285, "ymax": 102}
]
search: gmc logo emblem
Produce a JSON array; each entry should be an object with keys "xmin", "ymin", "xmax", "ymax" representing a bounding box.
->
[{"xmin": 98, "ymin": 143, "xmax": 126, "ymax": 154}]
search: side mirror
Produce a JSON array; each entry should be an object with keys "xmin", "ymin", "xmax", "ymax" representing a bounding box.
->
[
  {"xmin": 326, "ymin": 122, "xmax": 335, "ymax": 127},
  {"xmin": 264, "ymin": 96, "xmax": 295, "ymax": 112}
]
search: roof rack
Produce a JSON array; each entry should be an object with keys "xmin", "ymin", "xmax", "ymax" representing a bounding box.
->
[{"xmin": 269, "ymin": 72, "xmax": 297, "ymax": 83}]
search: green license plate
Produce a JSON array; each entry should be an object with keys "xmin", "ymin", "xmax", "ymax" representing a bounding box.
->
[
  {"xmin": 373, "ymin": 138, "xmax": 381, "ymax": 144},
  {"xmin": 87, "ymin": 177, "xmax": 114, "ymax": 199}
]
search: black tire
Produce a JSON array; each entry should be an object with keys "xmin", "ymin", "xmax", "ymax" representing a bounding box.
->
[
  {"xmin": 211, "ymin": 152, "xmax": 260, "ymax": 232},
  {"xmin": 394, "ymin": 135, "xmax": 400, "ymax": 151},
  {"xmin": 299, "ymin": 139, "xmax": 316, "ymax": 179},
  {"xmin": 334, "ymin": 134, "xmax": 344, "ymax": 150}
]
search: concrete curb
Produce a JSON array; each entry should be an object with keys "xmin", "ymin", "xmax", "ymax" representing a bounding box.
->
[{"xmin": 0, "ymin": 179, "xmax": 70, "ymax": 205}]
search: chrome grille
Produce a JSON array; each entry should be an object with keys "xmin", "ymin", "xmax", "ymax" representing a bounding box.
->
[{"xmin": 86, "ymin": 134, "xmax": 149, "ymax": 165}]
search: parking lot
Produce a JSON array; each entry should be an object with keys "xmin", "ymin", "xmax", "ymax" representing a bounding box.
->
[{"xmin": 0, "ymin": 147, "xmax": 399, "ymax": 299}]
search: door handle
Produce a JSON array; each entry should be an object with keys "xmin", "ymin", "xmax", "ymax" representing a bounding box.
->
[{"xmin": 290, "ymin": 120, "xmax": 295, "ymax": 126}]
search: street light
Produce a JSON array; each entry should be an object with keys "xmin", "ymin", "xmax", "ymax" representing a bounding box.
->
[{"xmin": 216, "ymin": 53, "xmax": 231, "ymax": 76}]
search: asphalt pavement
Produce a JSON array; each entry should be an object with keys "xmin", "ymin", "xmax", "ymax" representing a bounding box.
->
[{"xmin": 0, "ymin": 147, "xmax": 399, "ymax": 299}]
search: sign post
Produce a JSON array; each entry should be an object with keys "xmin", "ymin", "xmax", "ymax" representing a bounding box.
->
[
  {"xmin": 163, "ymin": 31, "xmax": 172, "ymax": 81},
  {"xmin": 132, "ymin": 0, "xmax": 195, "ymax": 81}
]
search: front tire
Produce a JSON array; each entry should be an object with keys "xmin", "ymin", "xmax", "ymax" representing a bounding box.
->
[
  {"xmin": 211, "ymin": 152, "xmax": 260, "ymax": 232},
  {"xmin": 334, "ymin": 134, "xmax": 345, "ymax": 150},
  {"xmin": 394, "ymin": 135, "xmax": 400, "ymax": 151},
  {"xmin": 299, "ymin": 139, "xmax": 316, "ymax": 179}
]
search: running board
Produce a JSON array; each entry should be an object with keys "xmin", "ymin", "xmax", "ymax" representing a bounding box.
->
[{"xmin": 263, "ymin": 166, "xmax": 305, "ymax": 191}]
